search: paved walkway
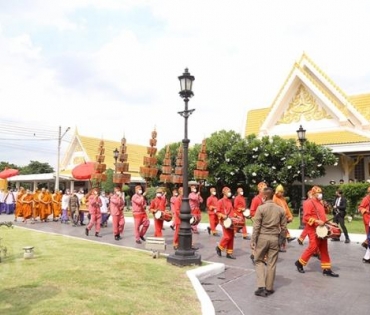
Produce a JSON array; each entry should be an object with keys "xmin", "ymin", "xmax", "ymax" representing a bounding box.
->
[{"xmin": 1, "ymin": 213, "xmax": 369, "ymax": 315}]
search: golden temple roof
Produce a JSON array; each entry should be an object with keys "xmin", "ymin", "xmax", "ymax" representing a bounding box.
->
[
  {"xmin": 348, "ymin": 93, "xmax": 370, "ymax": 120},
  {"xmin": 281, "ymin": 131, "xmax": 370, "ymax": 145},
  {"xmin": 78, "ymin": 135, "xmax": 147, "ymax": 177}
]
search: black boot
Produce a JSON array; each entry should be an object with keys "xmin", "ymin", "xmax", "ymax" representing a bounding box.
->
[
  {"xmin": 254, "ymin": 287, "xmax": 268, "ymax": 297},
  {"xmin": 323, "ymin": 269, "xmax": 339, "ymax": 277},
  {"xmin": 295, "ymin": 260, "xmax": 305, "ymax": 273},
  {"xmin": 85, "ymin": 228, "xmax": 89, "ymax": 236},
  {"xmin": 95, "ymin": 232, "xmax": 102, "ymax": 238}
]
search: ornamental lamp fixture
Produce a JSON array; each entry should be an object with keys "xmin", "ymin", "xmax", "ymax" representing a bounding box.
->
[{"xmin": 178, "ymin": 68, "xmax": 195, "ymax": 99}]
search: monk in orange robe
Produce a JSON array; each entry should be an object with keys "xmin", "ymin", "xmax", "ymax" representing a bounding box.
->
[
  {"xmin": 52, "ymin": 189, "xmax": 63, "ymax": 221},
  {"xmin": 39, "ymin": 188, "xmax": 52, "ymax": 222},
  {"xmin": 273, "ymin": 184, "xmax": 296, "ymax": 252},
  {"xmin": 21, "ymin": 189, "xmax": 34, "ymax": 223},
  {"xmin": 14, "ymin": 187, "xmax": 25, "ymax": 222},
  {"xmin": 32, "ymin": 189, "xmax": 40, "ymax": 222}
]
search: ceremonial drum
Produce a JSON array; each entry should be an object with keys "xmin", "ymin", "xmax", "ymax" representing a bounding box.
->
[
  {"xmin": 316, "ymin": 222, "xmax": 341, "ymax": 239},
  {"xmin": 243, "ymin": 209, "xmax": 251, "ymax": 218},
  {"xmin": 190, "ymin": 216, "xmax": 200, "ymax": 226},
  {"xmin": 154, "ymin": 210, "xmax": 173, "ymax": 222},
  {"xmin": 232, "ymin": 216, "xmax": 245, "ymax": 229}
]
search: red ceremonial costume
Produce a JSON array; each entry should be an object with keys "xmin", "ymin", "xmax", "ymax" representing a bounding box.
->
[
  {"xmin": 250, "ymin": 182, "xmax": 267, "ymax": 218},
  {"xmin": 358, "ymin": 190, "xmax": 370, "ymax": 238},
  {"xmin": 131, "ymin": 187, "xmax": 150, "ymax": 243},
  {"xmin": 109, "ymin": 192, "xmax": 125, "ymax": 239},
  {"xmin": 189, "ymin": 185, "xmax": 203, "ymax": 233},
  {"xmin": 149, "ymin": 189, "xmax": 166, "ymax": 237},
  {"xmin": 233, "ymin": 190, "xmax": 247, "ymax": 238},
  {"xmin": 216, "ymin": 188, "xmax": 235, "ymax": 257},
  {"xmin": 298, "ymin": 195, "xmax": 331, "ymax": 270},
  {"xmin": 206, "ymin": 189, "xmax": 219, "ymax": 236},
  {"xmin": 172, "ymin": 188, "xmax": 183, "ymax": 249},
  {"xmin": 86, "ymin": 192, "xmax": 103, "ymax": 236}
]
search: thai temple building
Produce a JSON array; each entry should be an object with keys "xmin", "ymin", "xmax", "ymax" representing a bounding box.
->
[{"xmin": 245, "ymin": 53, "xmax": 370, "ymax": 185}]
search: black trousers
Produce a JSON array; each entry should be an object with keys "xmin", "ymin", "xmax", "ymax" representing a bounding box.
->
[{"xmin": 333, "ymin": 211, "xmax": 349, "ymax": 240}]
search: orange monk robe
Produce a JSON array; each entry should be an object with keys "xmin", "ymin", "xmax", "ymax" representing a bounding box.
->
[
  {"xmin": 21, "ymin": 193, "xmax": 34, "ymax": 219},
  {"xmin": 273, "ymin": 194, "xmax": 293, "ymax": 238},
  {"xmin": 15, "ymin": 190, "xmax": 25, "ymax": 218},
  {"xmin": 39, "ymin": 191, "xmax": 52, "ymax": 220},
  {"xmin": 52, "ymin": 192, "xmax": 62, "ymax": 218},
  {"xmin": 33, "ymin": 190, "xmax": 40, "ymax": 218}
]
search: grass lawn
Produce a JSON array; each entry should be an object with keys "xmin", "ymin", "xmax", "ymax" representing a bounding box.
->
[{"xmin": 0, "ymin": 227, "xmax": 201, "ymax": 315}]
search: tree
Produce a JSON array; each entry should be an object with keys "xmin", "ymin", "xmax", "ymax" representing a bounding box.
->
[
  {"xmin": 0, "ymin": 162, "xmax": 19, "ymax": 171},
  {"xmin": 242, "ymin": 134, "xmax": 337, "ymax": 189},
  {"xmin": 20, "ymin": 161, "xmax": 54, "ymax": 174},
  {"xmin": 206, "ymin": 130, "xmax": 245, "ymax": 192}
]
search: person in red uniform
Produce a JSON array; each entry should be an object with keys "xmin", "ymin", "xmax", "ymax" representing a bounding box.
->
[
  {"xmin": 189, "ymin": 185, "xmax": 203, "ymax": 234},
  {"xmin": 149, "ymin": 187, "xmax": 166, "ymax": 237},
  {"xmin": 250, "ymin": 182, "xmax": 267, "ymax": 218},
  {"xmin": 206, "ymin": 187, "xmax": 220, "ymax": 236},
  {"xmin": 172, "ymin": 187, "xmax": 183, "ymax": 249},
  {"xmin": 358, "ymin": 186, "xmax": 370, "ymax": 250},
  {"xmin": 273, "ymin": 184, "xmax": 296, "ymax": 252},
  {"xmin": 233, "ymin": 187, "xmax": 249, "ymax": 239},
  {"xmin": 169, "ymin": 188, "xmax": 178, "ymax": 231},
  {"xmin": 215, "ymin": 187, "xmax": 236, "ymax": 259},
  {"xmin": 85, "ymin": 187, "xmax": 103, "ymax": 238},
  {"xmin": 295, "ymin": 186, "xmax": 339, "ymax": 277},
  {"xmin": 131, "ymin": 185, "xmax": 150, "ymax": 244},
  {"xmin": 109, "ymin": 186, "xmax": 125, "ymax": 240}
]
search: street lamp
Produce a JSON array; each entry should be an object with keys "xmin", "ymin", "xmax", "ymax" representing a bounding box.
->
[
  {"xmin": 167, "ymin": 68, "xmax": 201, "ymax": 266},
  {"xmin": 296, "ymin": 125, "xmax": 306, "ymax": 229},
  {"xmin": 55, "ymin": 126, "xmax": 70, "ymax": 191}
]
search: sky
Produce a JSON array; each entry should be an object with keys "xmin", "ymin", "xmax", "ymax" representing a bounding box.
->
[{"xmin": 1, "ymin": 0, "xmax": 370, "ymax": 169}]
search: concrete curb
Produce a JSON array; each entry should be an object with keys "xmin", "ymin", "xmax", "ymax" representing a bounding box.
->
[{"xmin": 186, "ymin": 262, "xmax": 225, "ymax": 315}]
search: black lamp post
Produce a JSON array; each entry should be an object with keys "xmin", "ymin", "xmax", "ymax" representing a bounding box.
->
[
  {"xmin": 113, "ymin": 148, "xmax": 119, "ymax": 173},
  {"xmin": 297, "ymin": 125, "xmax": 306, "ymax": 229},
  {"xmin": 167, "ymin": 68, "xmax": 201, "ymax": 266}
]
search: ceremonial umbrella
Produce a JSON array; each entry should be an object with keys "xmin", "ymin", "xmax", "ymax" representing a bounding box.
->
[
  {"xmin": 0, "ymin": 168, "xmax": 19, "ymax": 179},
  {"xmin": 72, "ymin": 162, "xmax": 96, "ymax": 180}
]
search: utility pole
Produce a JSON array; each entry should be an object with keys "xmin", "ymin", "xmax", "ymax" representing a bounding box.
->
[{"xmin": 55, "ymin": 126, "xmax": 70, "ymax": 191}]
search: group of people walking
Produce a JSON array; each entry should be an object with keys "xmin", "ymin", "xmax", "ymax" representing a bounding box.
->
[{"xmin": 3, "ymin": 181, "xmax": 370, "ymax": 298}]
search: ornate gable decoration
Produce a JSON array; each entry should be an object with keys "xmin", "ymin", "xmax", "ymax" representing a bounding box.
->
[{"xmin": 278, "ymin": 85, "xmax": 332, "ymax": 124}]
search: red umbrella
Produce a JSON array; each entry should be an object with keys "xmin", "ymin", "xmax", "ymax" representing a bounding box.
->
[
  {"xmin": 72, "ymin": 162, "xmax": 96, "ymax": 180},
  {"xmin": 0, "ymin": 168, "xmax": 19, "ymax": 179}
]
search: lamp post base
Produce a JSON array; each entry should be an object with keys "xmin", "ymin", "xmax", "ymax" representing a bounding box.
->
[{"xmin": 167, "ymin": 251, "xmax": 202, "ymax": 266}]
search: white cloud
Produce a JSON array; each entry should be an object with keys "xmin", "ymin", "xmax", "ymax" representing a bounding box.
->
[{"xmin": 1, "ymin": 0, "xmax": 370, "ymax": 168}]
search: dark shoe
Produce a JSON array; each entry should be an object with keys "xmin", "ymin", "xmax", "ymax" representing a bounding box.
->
[
  {"xmin": 295, "ymin": 260, "xmax": 305, "ymax": 273},
  {"xmin": 136, "ymin": 240, "xmax": 142, "ymax": 244},
  {"xmin": 207, "ymin": 227, "xmax": 211, "ymax": 235},
  {"xmin": 114, "ymin": 235, "xmax": 119, "ymax": 241},
  {"xmin": 95, "ymin": 233, "xmax": 102, "ymax": 238},
  {"xmin": 243, "ymin": 236, "xmax": 251, "ymax": 240},
  {"xmin": 140, "ymin": 236, "xmax": 146, "ymax": 242},
  {"xmin": 323, "ymin": 269, "xmax": 339, "ymax": 277},
  {"xmin": 170, "ymin": 225, "xmax": 175, "ymax": 231},
  {"xmin": 331, "ymin": 238, "xmax": 340, "ymax": 242},
  {"xmin": 279, "ymin": 248, "xmax": 287, "ymax": 253},
  {"xmin": 254, "ymin": 287, "xmax": 268, "ymax": 297},
  {"xmin": 226, "ymin": 254, "xmax": 236, "ymax": 259},
  {"xmin": 345, "ymin": 239, "xmax": 350, "ymax": 244},
  {"xmin": 266, "ymin": 289, "xmax": 275, "ymax": 296},
  {"xmin": 213, "ymin": 233, "xmax": 220, "ymax": 237},
  {"xmin": 191, "ymin": 246, "xmax": 199, "ymax": 250},
  {"xmin": 216, "ymin": 246, "xmax": 222, "ymax": 257},
  {"xmin": 80, "ymin": 223, "xmax": 86, "ymax": 226},
  {"xmin": 85, "ymin": 228, "xmax": 89, "ymax": 236},
  {"xmin": 287, "ymin": 237, "xmax": 296, "ymax": 243},
  {"xmin": 250, "ymin": 254, "xmax": 255, "ymax": 265},
  {"xmin": 297, "ymin": 238, "xmax": 303, "ymax": 245},
  {"xmin": 361, "ymin": 241, "xmax": 368, "ymax": 249},
  {"xmin": 362, "ymin": 258, "xmax": 370, "ymax": 264}
]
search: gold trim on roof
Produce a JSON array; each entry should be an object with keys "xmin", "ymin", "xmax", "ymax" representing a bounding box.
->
[{"xmin": 278, "ymin": 85, "xmax": 332, "ymax": 124}]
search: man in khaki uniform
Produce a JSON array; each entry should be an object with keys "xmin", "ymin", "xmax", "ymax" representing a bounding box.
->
[{"xmin": 251, "ymin": 187, "xmax": 287, "ymax": 297}]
